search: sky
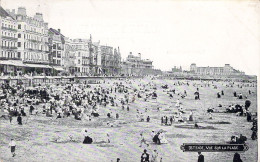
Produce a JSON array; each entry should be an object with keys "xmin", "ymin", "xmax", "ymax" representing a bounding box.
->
[{"xmin": 1, "ymin": 0, "xmax": 260, "ymax": 75}]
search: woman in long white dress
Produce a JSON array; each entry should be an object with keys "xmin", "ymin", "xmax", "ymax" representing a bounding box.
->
[{"xmin": 158, "ymin": 132, "xmax": 168, "ymax": 144}]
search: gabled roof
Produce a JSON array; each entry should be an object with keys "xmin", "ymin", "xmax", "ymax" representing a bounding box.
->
[
  {"xmin": 49, "ymin": 28, "xmax": 66, "ymax": 44},
  {"xmin": 49, "ymin": 28, "xmax": 65, "ymax": 37},
  {"xmin": 0, "ymin": 6, "xmax": 15, "ymax": 20}
]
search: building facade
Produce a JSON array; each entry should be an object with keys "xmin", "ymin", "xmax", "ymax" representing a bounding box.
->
[
  {"xmin": 190, "ymin": 63, "xmax": 245, "ymax": 76},
  {"xmin": 15, "ymin": 7, "xmax": 50, "ymax": 74},
  {"xmin": 71, "ymin": 38, "xmax": 90, "ymax": 75},
  {"xmin": 121, "ymin": 52, "xmax": 158, "ymax": 76},
  {"xmin": 0, "ymin": 7, "xmax": 20, "ymax": 74},
  {"xmin": 48, "ymin": 28, "xmax": 65, "ymax": 72},
  {"xmin": 89, "ymin": 39, "xmax": 102, "ymax": 75},
  {"xmin": 61, "ymin": 36, "xmax": 102, "ymax": 76},
  {"xmin": 172, "ymin": 66, "xmax": 182, "ymax": 73},
  {"xmin": 100, "ymin": 45, "xmax": 121, "ymax": 75},
  {"xmin": 63, "ymin": 37, "xmax": 76, "ymax": 74}
]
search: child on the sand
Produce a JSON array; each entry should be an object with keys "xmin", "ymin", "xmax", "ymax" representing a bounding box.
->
[{"xmin": 9, "ymin": 139, "xmax": 16, "ymax": 157}]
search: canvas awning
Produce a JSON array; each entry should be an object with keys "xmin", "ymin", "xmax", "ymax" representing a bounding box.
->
[
  {"xmin": 0, "ymin": 60, "xmax": 26, "ymax": 67},
  {"xmin": 52, "ymin": 66, "xmax": 64, "ymax": 71},
  {"xmin": 24, "ymin": 64, "xmax": 52, "ymax": 68},
  {"xmin": 0, "ymin": 60, "xmax": 13, "ymax": 65}
]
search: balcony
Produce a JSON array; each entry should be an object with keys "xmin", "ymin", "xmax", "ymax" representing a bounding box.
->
[
  {"xmin": 37, "ymin": 49, "xmax": 44, "ymax": 52},
  {"xmin": 1, "ymin": 46, "xmax": 18, "ymax": 50},
  {"xmin": 1, "ymin": 26, "xmax": 17, "ymax": 32},
  {"xmin": 28, "ymin": 39, "xmax": 41, "ymax": 43},
  {"xmin": 26, "ymin": 48, "xmax": 43, "ymax": 52},
  {"xmin": 23, "ymin": 60, "xmax": 49, "ymax": 64},
  {"xmin": 0, "ymin": 57, "xmax": 21, "ymax": 60},
  {"xmin": 2, "ymin": 36, "xmax": 18, "ymax": 41},
  {"xmin": 25, "ymin": 29, "xmax": 43, "ymax": 36}
]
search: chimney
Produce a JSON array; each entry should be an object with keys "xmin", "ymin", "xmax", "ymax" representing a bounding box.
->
[
  {"xmin": 18, "ymin": 7, "xmax": 26, "ymax": 16},
  {"xmin": 58, "ymin": 29, "xmax": 61, "ymax": 33},
  {"xmin": 34, "ymin": 13, "xmax": 43, "ymax": 21},
  {"xmin": 12, "ymin": 9, "xmax": 15, "ymax": 14},
  {"xmin": 138, "ymin": 53, "xmax": 141, "ymax": 59}
]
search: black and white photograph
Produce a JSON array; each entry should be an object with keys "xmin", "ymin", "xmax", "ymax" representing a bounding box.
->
[{"xmin": 0, "ymin": 0, "xmax": 259, "ymax": 161}]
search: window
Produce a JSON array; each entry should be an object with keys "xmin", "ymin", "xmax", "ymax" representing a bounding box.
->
[
  {"xmin": 57, "ymin": 51, "xmax": 61, "ymax": 58},
  {"xmin": 78, "ymin": 60, "xmax": 80, "ymax": 64},
  {"xmin": 18, "ymin": 42, "xmax": 21, "ymax": 47},
  {"xmin": 78, "ymin": 52, "xmax": 80, "ymax": 57},
  {"xmin": 18, "ymin": 52, "xmax": 21, "ymax": 58},
  {"xmin": 53, "ymin": 51, "xmax": 56, "ymax": 57},
  {"xmin": 18, "ymin": 34, "xmax": 21, "ymax": 38},
  {"xmin": 18, "ymin": 24, "xmax": 21, "ymax": 29}
]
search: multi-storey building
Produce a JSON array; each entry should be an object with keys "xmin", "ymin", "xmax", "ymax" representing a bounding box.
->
[
  {"xmin": 121, "ymin": 52, "xmax": 156, "ymax": 76},
  {"xmin": 190, "ymin": 63, "xmax": 245, "ymax": 76},
  {"xmin": 71, "ymin": 38, "xmax": 90, "ymax": 76},
  {"xmin": 48, "ymin": 28, "xmax": 65, "ymax": 72},
  {"xmin": 89, "ymin": 38, "xmax": 102, "ymax": 75},
  {"xmin": 15, "ymin": 7, "xmax": 50, "ymax": 74},
  {"xmin": 100, "ymin": 45, "xmax": 121, "ymax": 75},
  {"xmin": 172, "ymin": 66, "xmax": 182, "ymax": 73},
  {"xmin": 64, "ymin": 37, "xmax": 75, "ymax": 74},
  {"xmin": 0, "ymin": 7, "xmax": 20, "ymax": 75}
]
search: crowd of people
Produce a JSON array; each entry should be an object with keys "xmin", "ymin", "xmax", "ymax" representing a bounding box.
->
[{"xmin": 0, "ymin": 77, "xmax": 257, "ymax": 161}]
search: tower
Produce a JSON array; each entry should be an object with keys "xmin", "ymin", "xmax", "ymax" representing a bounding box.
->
[
  {"xmin": 190, "ymin": 63, "xmax": 197, "ymax": 73},
  {"xmin": 17, "ymin": 7, "xmax": 26, "ymax": 16}
]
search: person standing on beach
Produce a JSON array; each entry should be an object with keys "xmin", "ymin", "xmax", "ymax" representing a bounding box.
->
[
  {"xmin": 9, "ymin": 139, "xmax": 16, "ymax": 157},
  {"xmin": 141, "ymin": 149, "xmax": 150, "ymax": 162},
  {"xmin": 233, "ymin": 152, "xmax": 242, "ymax": 162},
  {"xmin": 17, "ymin": 114, "xmax": 22, "ymax": 125},
  {"xmin": 9, "ymin": 114, "xmax": 13, "ymax": 124},
  {"xmin": 198, "ymin": 152, "xmax": 204, "ymax": 162},
  {"xmin": 151, "ymin": 149, "xmax": 162, "ymax": 162}
]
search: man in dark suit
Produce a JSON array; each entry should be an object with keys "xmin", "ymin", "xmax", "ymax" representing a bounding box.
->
[
  {"xmin": 141, "ymin": 149, "xmax": 150, "ymax": 162},
  {"xmin": 198, "ymin": 152, "xmax": 204, "ymax": 162},
  {"xmin": 233, "ymin": 152, "xmax": 243, "ymax": 162}
]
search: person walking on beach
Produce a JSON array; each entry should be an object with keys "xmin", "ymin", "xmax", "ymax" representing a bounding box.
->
[
  {"xmin": 139, "ymin": 133, "xmax": 149, "ymax": 147},
  {"xmin": 9, "ymin": 139, "xmax": 16, "ymax": 157}
]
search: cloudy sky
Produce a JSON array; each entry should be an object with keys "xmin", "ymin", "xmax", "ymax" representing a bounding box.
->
[{"xmin": 2, "ymin": 0, "xmax": 260, "ymax": 75}]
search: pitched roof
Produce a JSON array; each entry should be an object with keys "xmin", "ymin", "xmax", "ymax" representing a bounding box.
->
[
  {"xmin": 49, "ymin": 28, "xmax": 66, "ymax": 44},
  {"xmin": 0, "ymin": 6, "xmax": 15, "ymax": 20},
  {"xmin": 49, "ymin": 28, "xmax": 65, "ymax": 37}
]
